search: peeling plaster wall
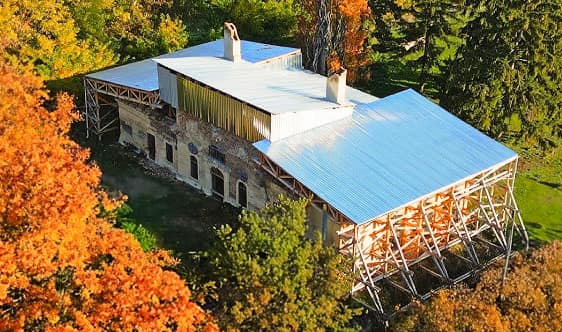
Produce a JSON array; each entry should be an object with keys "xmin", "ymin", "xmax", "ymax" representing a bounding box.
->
[{"xmin": 117, "ymin": 100, "xmax": 288, "ymax": 211}]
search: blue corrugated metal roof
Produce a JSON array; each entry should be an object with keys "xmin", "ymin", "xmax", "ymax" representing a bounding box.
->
[
  {"xmin": 254, "ymin": 89, "xmax": 517, "ymax": 224},
  {"xmin": 86, "ymin": 40, "xmax": 299, "ymax": 91}
]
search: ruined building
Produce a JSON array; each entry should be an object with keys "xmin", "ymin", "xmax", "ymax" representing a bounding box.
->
[{"xmin": 84, "ymin": 23, "xmax": 528, "ymax": 318}]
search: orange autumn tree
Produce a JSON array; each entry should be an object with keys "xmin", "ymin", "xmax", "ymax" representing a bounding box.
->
[
  {"xmin": 391, "ymin": 242, "xmax": 562, "ymax": 331},
  {"xmin": 0, "ymin": 64, "xmax": 215, "ymax": 331},
  {"xmin": 297, "ymin": 0, "xmax": 373, "ymax": 82}
]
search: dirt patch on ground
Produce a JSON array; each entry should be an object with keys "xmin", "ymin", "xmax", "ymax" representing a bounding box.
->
[{"xmin": 84, "ymin": 138, "xmax": 239, "ymax": 253}]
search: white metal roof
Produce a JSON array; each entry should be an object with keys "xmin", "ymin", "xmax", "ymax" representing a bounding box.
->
[
  {"xmin": 154, "ymin": 56, "xmax": 376, "ymax": 114},
  {"xmin": 86, "ymin": 59, "xmax": 158, "ymax": 91},
  {"xmin": 85, "ymin": 40, "xmax": 300, "ymax": 92},
  {"xmin": 254, "ymin": 89, "xmax": 518, "ymax": 224}
]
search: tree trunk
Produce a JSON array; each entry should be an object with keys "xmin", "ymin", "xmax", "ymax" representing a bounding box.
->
[
  {"xmin": 312, "ymin": 0, "xmax": 331, "ymax": 75},
  {"xmin": 419, "ymin": 25, "xmax": 431, "ymax": 94}
]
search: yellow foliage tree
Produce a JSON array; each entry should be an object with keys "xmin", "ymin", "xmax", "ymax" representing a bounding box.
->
[
  {"xmin": 0, "ymin": 0, "xmax": 117, "ymax": 80},
  {"xmin": 67, "ymin": 0, "xmax": 189, "ymax": 60}
]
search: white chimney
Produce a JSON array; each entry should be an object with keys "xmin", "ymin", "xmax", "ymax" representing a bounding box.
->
[
  {"xmin": 326, "ymin": 68, "xmax": 347, "ymax": 104},
  {"xmin": 224, "ymin": 22, "xmax": 241, "ymax": 62}
]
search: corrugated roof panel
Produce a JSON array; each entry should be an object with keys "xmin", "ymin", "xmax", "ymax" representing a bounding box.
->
[
  {"xmin": 86, "ymin": 59, "xmax": 158, "ymax": 91},
  {"xmin": 254, "ymin": 89, "xmax": 517, "ymax": 224},
  {"xmin": 154, "ymin": 56, "xmax": 377, "ymax": 114},
  {"xmin": 155, "ymin": 40, "xmax": 299, "ymax": 63},
  {"xmin": 85, "ymin": 40, "xmax": 300, "ymax": 91}
]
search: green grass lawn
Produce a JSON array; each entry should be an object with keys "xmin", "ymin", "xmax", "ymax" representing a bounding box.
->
[
  {"xmin": 511, "ymin": 141, "xmax": 562, "ymax": 243},
  {"xmin": 358, "ymin": 60, "xmax": 562, "ymax": 245},
  {"xmin": 515, "ymin": 175, "xmax": 562, "ymax": 243},
  {"xmin": 360, "ymin": 60, "xmax": 420, "ymax": 98},
  {"xmin": 100, "ymin": 149, "xmax": 239, "ymax": 254}
]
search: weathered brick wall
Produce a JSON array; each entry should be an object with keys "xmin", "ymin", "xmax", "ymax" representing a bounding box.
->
[{"xmin": 175, "ymin": 110, "xmax": 283, "ymax": 210}]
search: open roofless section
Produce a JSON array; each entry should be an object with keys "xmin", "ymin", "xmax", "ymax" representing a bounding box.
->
[{"xmin": 84, "ymin": 22, "xmax": 529, "ymax": 320}]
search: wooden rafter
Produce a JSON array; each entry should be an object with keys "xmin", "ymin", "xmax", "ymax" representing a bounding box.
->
[
  {"xmin": 85, "ymin": 78, "xmax": 160, "ymax": 106},
  {"xmin": 351, "ymin": 158, "xmax": 528, "ymax": 319},
  {"xmin": 83, "ymin": 77, "xmax": 161, "ymax": 139},
  {"xmin": 257, "ymin": 153, "xmax": 352, "ymax": 226}
]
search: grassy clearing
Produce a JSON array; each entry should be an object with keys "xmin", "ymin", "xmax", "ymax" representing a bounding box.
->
[
  {"xmin": 360, "ymin": 60, "xmax": 562, "ymax": 244},
  {"xmin": 511, "ymin": 141, "xmax": 562, "ymax": 243},
  {"xmin": 99, "ymin": 146, "xmax": 238, "ymax": 254},
  {"xmin": 515, "ymin": 176, "xmax": 562, "ymax": 243},
  {"xmin": 359, "ymin": 60, "xmax": 420, "ymax": 97},
  {"xmin": 74, "ymin": 129, "xmax": 239, "ymax": 254}
]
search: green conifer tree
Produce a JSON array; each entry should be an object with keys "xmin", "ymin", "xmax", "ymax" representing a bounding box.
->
[
  {"xmin": 370, "ymin": 0, "xmax": 466, "ymax": 94},
  {"xmin": 442, "ymin": 0, "xmax": 562, "ymax": 148}
]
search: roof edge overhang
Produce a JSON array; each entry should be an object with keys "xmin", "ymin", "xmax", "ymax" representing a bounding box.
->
[
  {"xmin": 253, "ymin": 49, "xmax": 302, "ymax": 65},
  {"xmin": 254, "ymin": 151, "xmax": 354, "ymax": 225},
  {"xmin": 255, "ymin": 140, "xmax": 518, "ymax": 226},
  {"xmin": 84, "ymin": 75, "xmax": 159, "ymax": 93},
  {"xmin": 356, "ymin": 154, "xmax": 518, "ymax": 225},
  {"xmin": 156, "ymin": 62, "xmax": 273, "ymax": 117},
  {"xmin": 154, "ymin": 61, "xmax": 354, "ymax": 116}
]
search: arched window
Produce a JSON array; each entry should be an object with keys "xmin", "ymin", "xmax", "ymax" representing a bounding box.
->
[
  {"xmin": 211, "ymin": 167, "xmax": 224, "ymax": 199},
  {"xmin": 190, "ymin": 155, "xmax": 198, "ymax": 180},
  {"xmin": 238, "ymin": 181, "xmax": 247, "ymax": 208}
]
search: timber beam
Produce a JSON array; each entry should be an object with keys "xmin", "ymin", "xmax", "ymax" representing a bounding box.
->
[
  {"xmin": 83, "ymin": 77, "xmax": 161, "ymax": 139},
  {"xmin": 347, "ymin": 159, "xmax": 527, "ymax": 319}
]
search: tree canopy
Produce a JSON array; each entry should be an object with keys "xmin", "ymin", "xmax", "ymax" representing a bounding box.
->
[
  {"xmin": 442, "ymin": 0, "xmax": 562, "ymax": 147},
  {"xmin": 66, "ymin": 0, "xmax": 189, "ymax": 61},
  {"xmin": 0, "ymin": 0, "xmax": 116, "ymax": 80},
  {"xmin": 0, "ymin": 0, "xmax": 188, "ymax": 83},
  {"xmin": 0, "ymin": 64, "xmax": 215, "ymax": 331},
  {"xmin": 391, "ymin": 241, "xmax": 562, "ymax": 332},
  {"xmin": 204, "ymin": 196, "xmax": 359, "ymax": 331},
  {"xmin": 297, "ymin": 0, "xmax": 373, "ymax": 81}
]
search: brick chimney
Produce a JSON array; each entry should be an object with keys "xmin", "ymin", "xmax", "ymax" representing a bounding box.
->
[
  {"xmin": 326, "ymin": 68, "xmax": 347, "ymax": 104},
  {"xmin": 224, "ymin": 22, "xmax": 241, "ymax": 62}
]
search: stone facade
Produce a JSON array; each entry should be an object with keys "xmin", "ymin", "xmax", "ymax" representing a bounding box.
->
[
  {"xmin": 117, "ymin": 99, "xmax": 338, "ymax": 244},
  {"xmin": 117, "ymin": 100, "xmax": 287, "ymax": 210}
]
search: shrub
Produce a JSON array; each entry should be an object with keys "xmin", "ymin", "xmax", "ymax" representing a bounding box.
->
[{"xmin": 121, "ymin": 221, "xmax": 159, "ymax": 252}]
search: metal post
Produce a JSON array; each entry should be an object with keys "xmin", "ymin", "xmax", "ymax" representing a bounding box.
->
[
  {"xmin": 420, "ymin": 203, "xmax": 451, "ymax": 282},
  {"xmin": 502, "ymin": 213, "xmax": 515, "ymax": 285},
  {"xmin": 84, "ymin": 77, "xmax": 90, "ymax": 139}
]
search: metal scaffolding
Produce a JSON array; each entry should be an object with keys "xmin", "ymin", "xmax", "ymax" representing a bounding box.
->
[
  {"xmin": 257, "ymin": 154, "xmax": 528, "ymax": 320},
  {"xmin": 83, "ymin": 77, "xmax": 160, "ymax": 139}
]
